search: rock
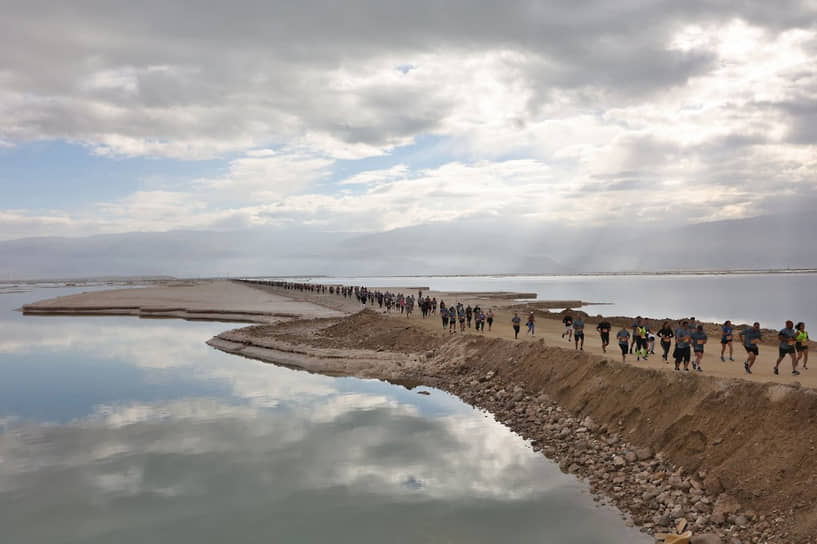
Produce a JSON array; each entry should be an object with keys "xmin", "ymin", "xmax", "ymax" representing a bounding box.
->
[
  {"xmin": 691, "ymin": 534, "xmax": 722, "ymax": 544},
  {"xmin": 568, "ymin": 463, "xmax": 580, "ymax": 473},
  {"xmin": 713, "ymin": 494, "xmax": 741, "ymax": 518},
  {"xmin": 613, "ymin": 456, "xmax": 626, "ymax": 467},
  {"xmin": 634, "ymin": 446, "xmax": 654, "ymax": 460},
  {"xmin": 624, "ymin": 451, "xmax": 638, "ymax": 463},
  {"xmin": 703, "ymin": 474, "xmax": 724, "ymax": 495},
  {"xmin": 734, "ymin": 514, "xmax": 748, "ymax": 526}
]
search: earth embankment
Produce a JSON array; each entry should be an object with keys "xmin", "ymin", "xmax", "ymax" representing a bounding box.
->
[{"xmin": 211, "ymin": 310, "xmax": 817, "ymax": 543}]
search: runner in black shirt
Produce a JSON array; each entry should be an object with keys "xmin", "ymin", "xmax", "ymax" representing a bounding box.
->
[{"xmin": 596, "ymin": 320, "xmax": 612, "ymax": 353}]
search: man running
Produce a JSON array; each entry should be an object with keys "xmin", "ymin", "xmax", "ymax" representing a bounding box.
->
[
  {"xmin": 512, "ymin": 312, "xmax": 521, "ymax": 339},
  {"xmin": 690, "ymin": 324, "xmax": 707, "ymax": 372},
  {"xmin": 796, "ymin": 322, "xmax": 809, "ymax": 370},
  {"xmin": 739, "ymin": 322, "xmax": 762, "ymax": 374},
  {"xmin": 527, "ymin": 312, "xmax": 536, "ymax": 336},
  {"xmin": 630, "ymin": 317, "xmax": 641, "ymax": 354},
  {"xmin": 720, "ymin": 320, "xmax": 734, "ymax": 362},
  {"xmin": 486, "ymin": 309, "xmax": 494, "ymax": 331},
  {"xmin": 573, "ymin": 316, "xmax": 585, "ymax": 350},
  {"xmin": 616, "ymin": 326, "xmax": 631, "ymax": 363},
  {"xmin": 635, "ymin": 317, "xmax": 648, "ymax": 361},
  {"xmin": 774, "ymin": 320, "xmax": 800, "ymax": 376},
  {"xmin": 674, "ymin": 320, "xmax": 692, "ymax": 371},
  {"xmin": 596, "ymin": 319, "xmax": 612, "ymax": 353},
  {"xmin": 562, "ymin": 314, "xmax": 573, "ymax": 341}
]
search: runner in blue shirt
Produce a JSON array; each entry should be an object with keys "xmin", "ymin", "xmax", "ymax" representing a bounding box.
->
[
  {"xmin": 774, "ymin": 320, "xmax": 800, "ymax": 376},
  {"xmin": 616, "ymin": 326, "xmax": 631, "ymax": 363},
  {"xmin": 739, "ymin": 322, "xmax": 762, "ymax": 374},
  {"xmin": 690, "ymin": 325, "xmax": 707, "ymax": 372},
  {"xmin": 720, "ymin": 320, "xmax": 734, "ymax": 362},
  {"xmin": 674, "ymin": 320, "xmax": 692, "ymax": 371}
]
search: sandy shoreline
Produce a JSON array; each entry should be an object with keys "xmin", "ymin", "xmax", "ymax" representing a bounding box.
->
[{"xmin": 19, "ymin": 279, "xmax": 817, "ymax": 542}]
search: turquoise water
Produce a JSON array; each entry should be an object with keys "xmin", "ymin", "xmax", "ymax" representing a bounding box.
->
[{"xmin": 0, "ymin": 286, "xmax": 647, "ymax": 543}]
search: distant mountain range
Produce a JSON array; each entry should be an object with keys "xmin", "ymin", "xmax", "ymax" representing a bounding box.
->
[{"xmin": 0, "ymin": 213, "xmax": 813, "ymax": 280}]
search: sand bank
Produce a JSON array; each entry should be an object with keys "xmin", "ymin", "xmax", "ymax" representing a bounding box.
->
[
  {"xmin": 20, "ymin": 279, "xmax": 346, "ymax": 323},
  {"xmin": 211, "ymin": 309, "xmax": 817, "ymax": 543}
]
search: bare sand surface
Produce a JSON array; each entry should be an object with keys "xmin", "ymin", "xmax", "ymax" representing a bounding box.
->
[{"xmin": 20, "ymin": 279, "xmax": 346, "ymax": 323}]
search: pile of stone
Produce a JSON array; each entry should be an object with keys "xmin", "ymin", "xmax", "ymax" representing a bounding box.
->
[{"xmin": 439, "ymin": 367, "xmax": 783, "ymax": 544}]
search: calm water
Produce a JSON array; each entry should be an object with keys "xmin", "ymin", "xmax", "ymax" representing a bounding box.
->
[
  {"xmin": 285, "ymin": 273, "xmax": 817, "ymax": 329},
  {"xmin": 0, "ymin": 285, "xmax": 647, "ymax": 544}
]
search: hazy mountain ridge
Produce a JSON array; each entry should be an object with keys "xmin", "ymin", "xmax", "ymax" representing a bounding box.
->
[{"xmin": 0, "ymin": 213, "xmax": 812, "ymax": 280}]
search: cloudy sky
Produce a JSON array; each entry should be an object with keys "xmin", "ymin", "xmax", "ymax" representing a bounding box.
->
[{"xmin": 1, "ymin": 1, "xmax": 816, "ymax": 247}]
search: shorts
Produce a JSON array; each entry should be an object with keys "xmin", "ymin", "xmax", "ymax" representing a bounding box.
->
[
  {"xmin": 797, "ymin": 344, "xmax": 808, "ymax": 351},
  {"xmin": 635, "ymin": 337, "xmax": 647, "ymax": 349},
  {"xmin": 674, "ymin": 346, "xmax": 691, "ymax": 363},
  {"xmin": 721, "ymin": 337, "xmax": 733, "ymax": 344},
  {"xmin": 619, "ymin": 343, "xmax": 628, "ymax": 355},
  {"xmin": 779, "ymin": 347, "xmax": 795, "ymax": 357},
  {"xmin": 487, "ymin": 318, "xmax": 493, "ymax": 324},
  {"xmin": 575, "ymin": 331, "xmax": 584, "ymax": 339},
  {"xmin": 744, "ymin": 345, "xmax": 759, "ymax": 355},
  {"xmin": 600, "ymin": 332, "xmax": 610, "ymax": 344},
  {"xmin": 693, "ymin": 348, "xmax": 704, "ymax": 354},
  {"xmin": 660, "ymin": 338, "xmax": 672, "ymax": 344}
]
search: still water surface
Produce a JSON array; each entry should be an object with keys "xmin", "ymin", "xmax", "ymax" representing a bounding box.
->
[
  {"xmin": 288, "ymin": 274, "xmax": 817, "ymax": 329},
  {"xmin": 0, "ymin": 285, "xmax": 647, "ymax": 543}
]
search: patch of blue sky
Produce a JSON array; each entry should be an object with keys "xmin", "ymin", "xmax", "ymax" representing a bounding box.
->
[
  {"xmin": 321, "ymin": 134, "xmax": 454, "ymax": 195},
  {"xmin": 0, "ymin": 140, "xmax": 226, "ymax": 210}
]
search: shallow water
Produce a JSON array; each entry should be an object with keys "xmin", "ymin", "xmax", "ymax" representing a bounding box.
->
[
  {"xmin": 0, "ymin": 286, "xmax": 648, "ymax": 543},
  {"xmin": 284, "ymin": 273, "xmax": 817, "ymax": 329}
]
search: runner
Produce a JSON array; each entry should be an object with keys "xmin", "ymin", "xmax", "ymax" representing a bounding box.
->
[
  {"xmin": 458, "ymin": 304, "xmax": 466, "ymax": 333},
  {"xmin": 674, "ymin": 320, "xmax": 692, "ymax": 371},
  {"xmin": 616, "ymin": 326, "xmax": 631, "ymax": 363},
  {"xmin": 441, "ymin": 305, "xmax": 449, "ymax": 329},
  {"xmin": 630, "ymin": 316, "xmax": 641, "ymax": 354},
  {"xmin": 573, "ymin": 316, "xmax": 585, "ymax": 350},
  {"xmin": 477, "ymin": 310, "xmax": 486, "ymax": 332},
  {"xmin": 739, "ymin": 322, "xmax": 762, "ymax": 374},
  {"xmin": 486, "ymin": 309, "xmax": 494, "ymax": 331},
  {"xmin": 796, "ymin": 322, "xmax": 809, "ymax": 370},
  {"xmin": 690, "ymin": 324, "xmax": 707, "ymax": 372},
  {"xmin": 648, "ymin": 329, "xmax": 656, "ymax": 355},
  {"xmin": 596, "ymin": 319, "xmax": 612, "ymax": 353},
  {"xmin": 526, "ymin": 312, "xmax": 536, "ymax": 336},
  {"xmin": 720, "ymin": 320, "xmax": 735, "ymax": 362},
  {"xmin": 466, "ymin": 305, "xmax": 473, "ymax": 328},
  {"xmin": 561, "ymin": 314, "xmax": 573, "ymax": 341},
  {"xmin": 448, "ymin": 306, "xmax": 457, "ymax": 334},
  {"xmin": 774, "ymin": 320, "xmax": 800, "ymax": 376},
  {"xmin": 657, "ymin": 321, "xmax": 674, "ymax": 362},
  {"xmin": 512, "ymin": 312, "xmax": 521, "ymax": 339},
  {"xmin": 635, "ymin": 317, "xmax": 648, "ymax": 361}
]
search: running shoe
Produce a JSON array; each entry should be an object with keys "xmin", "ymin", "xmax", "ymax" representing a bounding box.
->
[
  {"xmin": 793, "ymin": 370, "xmax": 800, "ymax": 376},
  {"xmin": 774, "ymin": 367, "xmax": 779, "ymax": 375},
  {"xmin": 697, "ymin": 367, "xmax": 702, "ymax": 372},
  {"xmin": 744, "ymin": 363, "xmax": 751, "ymax": 374},
  {"xmin": 720, "ymin": 356, "xmax": 725, "ymax": 362},
  {"xmin": 729, "ymin": 357, "xmax": 734, "ymax": 361}
]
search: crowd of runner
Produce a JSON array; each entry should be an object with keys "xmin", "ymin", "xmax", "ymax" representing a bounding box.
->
[
  {"xmin": 560, "ymin": 313, "xmax": 809, "ymax": 376},
  {"xmin": 241, "ymin": 279, "xmax": 809, "ymax": 379}
]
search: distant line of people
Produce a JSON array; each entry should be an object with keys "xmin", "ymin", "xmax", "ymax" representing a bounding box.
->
[{"xmin": 242, "ymin": 280, "xmax": 809, "ymax": 379}]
